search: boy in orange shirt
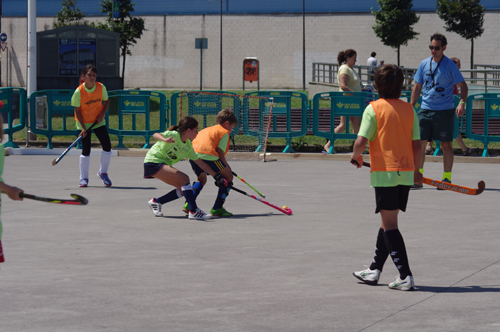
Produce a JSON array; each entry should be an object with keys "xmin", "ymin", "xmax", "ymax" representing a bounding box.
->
[
  {"xmin": 351, "ymin": 64, "xmax": 422, "ymax": 291},
  {"xmin": 184, "ymin": 108, "xmax": 237, "ymax": 217}
]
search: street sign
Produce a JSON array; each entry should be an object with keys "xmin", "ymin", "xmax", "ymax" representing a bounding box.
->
[
  {"xmin": 0, "ymin": 33, "xmax": 7, "ymax": 43},
  {"xmin": 195, "ymin": 38, "xmax": 208, "ymax": 49},
  {"xmin": 113, "ymin": 0, "xmax": 120, "ymax": 18}
]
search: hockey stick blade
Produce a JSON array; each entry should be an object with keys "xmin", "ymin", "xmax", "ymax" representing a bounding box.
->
[
  {"xmin": 357, "ymin": 161, "xmax": 485, "ymax": 196},
  {"xmin": 423, "ymin": 178, "xmax": 485, "ymax": 195},
  {"xmin": 229, "ymin": 185, "xmax": 292, "ymax": 215},
  {"xmin": 20, "ymin": 193, "xmax": 89, "ymax": 205},
  {"xmin": 52, "ymin": 122, "xmax": 97, "ymax": 166}
]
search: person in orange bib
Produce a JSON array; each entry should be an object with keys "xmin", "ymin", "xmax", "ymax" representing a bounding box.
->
[
  {"xmin": 186, "ymin": 108, "xmax": 237, "ymax": 217},
  {"xmin": 71, "ymin": 65, "xmax": 112, "ymax": 188},
  {"xmin": 350, "ymin": 64, "xmax": 422, "ymax": 291}
]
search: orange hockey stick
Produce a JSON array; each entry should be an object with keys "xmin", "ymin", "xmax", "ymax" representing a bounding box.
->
[{"xmin": 353, "ymin": 161, "xmax": 485, "ymax": 196}]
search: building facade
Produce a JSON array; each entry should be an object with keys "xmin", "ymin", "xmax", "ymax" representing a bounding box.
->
[{"xmin": 1, "ymin": 1, "xmax": 499, "ymax": 89}]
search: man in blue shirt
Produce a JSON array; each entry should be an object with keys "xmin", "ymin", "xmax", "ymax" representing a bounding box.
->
[{"xmin": 410, "ymin": 33, "xmax": 468, "ymax": 189}]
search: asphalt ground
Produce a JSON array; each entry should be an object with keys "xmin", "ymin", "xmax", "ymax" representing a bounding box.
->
[{"xmin": 0, "ymin": 150, "xmax": 499, "ymax": 332}]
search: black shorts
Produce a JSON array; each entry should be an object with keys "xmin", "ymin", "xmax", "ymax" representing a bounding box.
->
[
  {"xmin": 374, "ymin": 185, "xmax": 411, "ymax": 214},
  {"xmin": 143, "ymin": 162, "xmax": 166, "ymax": 178},
  {"xmin": 189, "ymin": 159, "xmax": 226, "ymax": 176},
  {"xmin": 418, "ymin": 108, "xmax": 455, "ymax": 142}
]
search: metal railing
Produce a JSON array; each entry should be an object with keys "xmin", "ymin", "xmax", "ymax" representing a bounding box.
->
[
  {"xmin": 312, "ymin": 63, "xmax": 417, "ymax": 90},
  {"xmin": 312, "ymin": 63, "xmax": 500, "ymax": 92}
]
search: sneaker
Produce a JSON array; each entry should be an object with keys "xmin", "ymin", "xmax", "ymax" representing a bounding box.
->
[
  {"xmin": 148, "ymin": 198, "xmax": 163, "ymax": 217},
  {"xmin": 353, "ymin": 268, "xmax": 381, "ymax": 285},
  {"xmin": 79, "ymin": 178, "xmax": 89, "ymax": 187},
  {"xmin": 410, "ymin": 183, "xmax": 423, "ymax": 190},
  {"xmin": 210, "ymin": 207, "xmax": 233, "ymax": 217},
  {"xmin": 97, "ymin": 172, "xmax": 112, "ymax": 187},
  {"xmin": 188, "ymin": 208, "xmax": 212, "ymax": 220},
  {"xmin": 182, "ymin": 202, "xmax": 189, "ymax": 214},
  {"xmin": 388, "ymin": 275, "xmax": 415, "ymax": 291},
  {"xmin": 437, "ymin": 178, "xmax": 451, "ymax": 191}
]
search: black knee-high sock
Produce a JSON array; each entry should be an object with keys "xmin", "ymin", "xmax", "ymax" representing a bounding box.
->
[
  {"xmin": 156, "ymin": 188, "xmax": 182, "ymax": 204},
  {"xmin": 384, "ymin": 229, "xmax": 412, "ymax": 279},
  {"xmin": 369, "ymin": 228, "xmax": 389, "ymax": 272}
]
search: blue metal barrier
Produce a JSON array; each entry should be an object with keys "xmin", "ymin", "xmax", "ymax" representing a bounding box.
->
[
  {"xmin": 29, "ymin": 90, "xmax": 79, "ymax": 149},
  {"xmin": 107, "ymin": 90, "xmax": 168, "ymax": 148},
  {"xmin": 244, "ymin": 91, "xmax": 308, "ymax": 153},
  {"xmin": 466, "ymin": 93, "xmax": 500, "ymax": 157},
  {"xmin": 0, "ymin": 87, "xmax": 27, "ymax": 148},
  {"xmin": 312, "ymin": 91, "xmax": 377, "ymax": 154}
]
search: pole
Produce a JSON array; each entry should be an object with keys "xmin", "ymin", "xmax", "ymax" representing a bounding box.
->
[
  {"xmin": 27, "ymin": 0, "xmax": 36, "ymax": 95},
  {"xmin": 27, "ymin": 0, "xmax": 37, "ymax": 146},
  {"xmin": 219, "ymin": 0, "xmax": 223, "ymax": 90},
  {"xmin": 302, "ymin": 0, "xmax": 306, "ymax": 91},
  {"xmin": 200, "ymin": 48, "xmax": 203, "ymax": 90}
]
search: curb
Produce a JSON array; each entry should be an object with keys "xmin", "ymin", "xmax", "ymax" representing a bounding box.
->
[{"xmin": 5, "ymin": 147, "xmax": 500, "ymax": 163}]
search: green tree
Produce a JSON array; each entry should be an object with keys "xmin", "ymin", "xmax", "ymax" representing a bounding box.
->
[
  {"xmin": 92, "ymin": 0, "xmax": 147, "ymax": 80},
  {"xmin": 53, "ymin": 0, "xmax": 87, "ymax": 28},
  {"xmin": 371, "ymin": 0, "xmax": 420, "ymax": 66},
  {"xmin": 436, "ymin": 0, "xmax": 484, "ymax": 71}
]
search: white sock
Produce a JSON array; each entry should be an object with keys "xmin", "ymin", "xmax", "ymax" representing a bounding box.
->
[
  {"xmin": 79, "ymin": 155, "xmax": 91, "ymax": 180},
  {"xmin": 99, "ymin": 150, "xmax": 112, "ymax": 174}
]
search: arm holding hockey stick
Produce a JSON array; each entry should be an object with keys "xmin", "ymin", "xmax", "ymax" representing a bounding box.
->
[
  {"xmin": 19, "ymin": 193, "xmax": 88, "ymax": 205},
  {"xmin": 52, "ymin": 122, "xmax": 97, "ymax": 166},
  {"xmin": 229, "ymin": 184, "xmax": 292, "ymax": 215},
  {"xmin": 352, "ymin": 160, "xmax": 485, "ymax": 196},
  {"xmin": 232, "ymin": 171, "xmax": 265, "ymax": 198}
]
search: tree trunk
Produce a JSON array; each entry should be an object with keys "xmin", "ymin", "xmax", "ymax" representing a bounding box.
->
[{"xmin": 397, "ymin": 45, "xmax": 400, "ymax": 67}]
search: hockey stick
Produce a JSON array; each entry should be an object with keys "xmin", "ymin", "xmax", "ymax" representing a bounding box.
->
[
  {"xmin": 232, "ymin": 171, "xmax": 265, "ymax": 198},
  {"xmin": 262, "ymin": 98, "xmax": 275, "ymax": 163},
  {"xmin": 355, "ymin": 161, "xmax": 485, "ymax": 196},
  {"xmin": 52, "ymin": 122, "xmax": 97, "ymax": 166},
  {"xmin": 20, "ymin": 193, "xmax": 88, "ymax": 205},
  {"xmin": 229, "ymin": 184, "xmax": 292, "ymax": 215}
]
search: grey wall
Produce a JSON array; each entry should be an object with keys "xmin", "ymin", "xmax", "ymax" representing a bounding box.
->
[{"xmin": 1, "ymin": 12, "xmax": 499, "ymax": 90}]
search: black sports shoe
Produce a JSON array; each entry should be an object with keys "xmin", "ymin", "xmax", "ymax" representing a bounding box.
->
[{"xmin": 410, "ymin": 183, "xmax": 423, "ymax": 189}]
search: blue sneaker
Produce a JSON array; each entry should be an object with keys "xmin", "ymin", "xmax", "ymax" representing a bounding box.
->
[
  {"xmin": 79, "ymin": 178, "xmax": 89, "ymax": 187},
  {"xmin": 97, "ymin": 172, "xmax": 112, "ymax": 187}
]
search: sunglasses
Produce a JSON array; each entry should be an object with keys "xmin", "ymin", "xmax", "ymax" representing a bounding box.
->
[{"xmin": 428, "ymin": 45, "xmax": 441, "ymax": 51}]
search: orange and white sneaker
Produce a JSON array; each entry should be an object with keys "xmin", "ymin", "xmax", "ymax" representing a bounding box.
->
[{"xmin": 188, "ymin": 208, "xmax": 212, "ymax": 220}]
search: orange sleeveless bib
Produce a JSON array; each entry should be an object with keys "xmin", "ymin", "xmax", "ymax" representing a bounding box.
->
[
  {"xmin": 369, "ymin": 99, "xmax": 415, "ymax": 172},
  {"xmin": 192, "ymin": 125, "xmax": 230, "ymax": 157},
  {"xmin": 75, "ymin": 82, "xmax": 103, "ymax": 123}
]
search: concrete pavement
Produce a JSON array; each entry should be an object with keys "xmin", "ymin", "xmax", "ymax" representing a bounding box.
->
[{"xmin": 0, "ymin": 151, "xmax": 499, "ymax": 331}]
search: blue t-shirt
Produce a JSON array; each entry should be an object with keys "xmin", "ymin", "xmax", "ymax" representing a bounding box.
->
[{"xmin": 414, "ymin": 56, "xmax": 464, "ymax": 111}]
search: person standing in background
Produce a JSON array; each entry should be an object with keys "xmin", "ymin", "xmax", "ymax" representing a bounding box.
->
[{"xmin": 367, "ymin": 52, "xmax": 378, "ymax": 82}]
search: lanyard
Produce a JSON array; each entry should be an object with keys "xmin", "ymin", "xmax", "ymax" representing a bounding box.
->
[{"xmin": 429, "ymin": 56, "xmax": 444, "ymax": 88}]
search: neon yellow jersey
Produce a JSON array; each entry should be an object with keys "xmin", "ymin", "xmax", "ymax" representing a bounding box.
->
[{"xmin": 144, "ymin": 131, "xmax": 199, "ymax": 166}]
